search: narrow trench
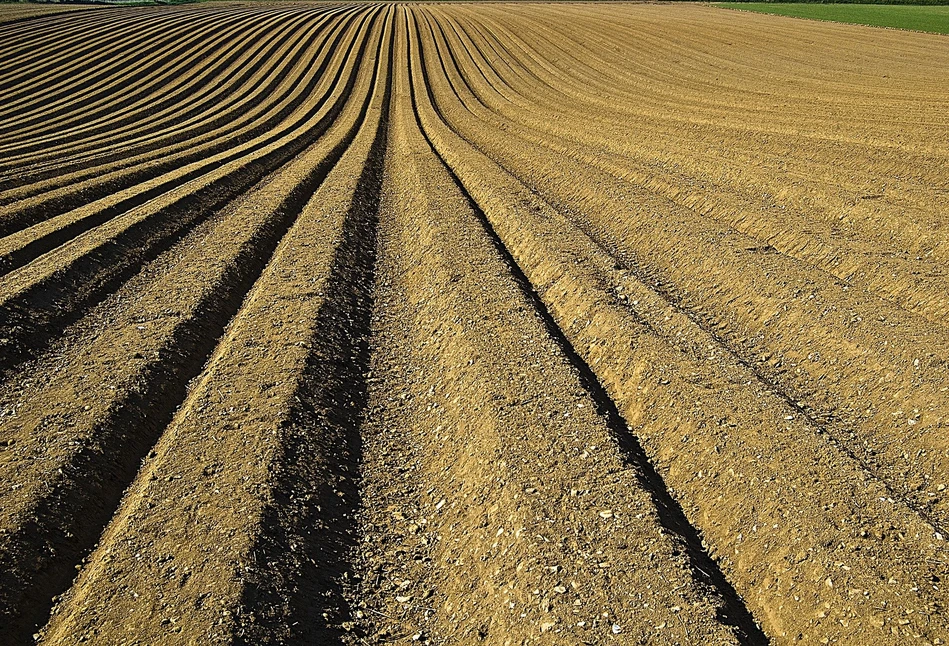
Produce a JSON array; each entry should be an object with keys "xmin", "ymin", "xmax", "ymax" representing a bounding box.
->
[
  {"xmin": 421, "ymin": 14, "xmax": 948, "ymax": 539},
  {"xmin": 556, "ymin": 211, "xmax": 949, "ymax": 540},
  {"xmin": 233, "ymin": 20, "xmax": 392, "ymax": 645},
  {"xmin": 0, "ymin": 17, "xmax": 384, "ymax": 645},
  {"xmin": 0, "ymin": 10, "xmax": 366, "ymax": 266},
  {"xmin": 406, "ymin": 37, "xmax": 768, "ymax": 644},
  {"xmin": 0, "ymin": 9, "xmax": 359, "ymax": 232},
  {"xmin": 0, "ymin": 7, "xmax": 316, "ymax": 164},
  {"xmin": 440, "ymin": 158, "xmax": 770, "ymax": 646},
  {"xmin": 0, "ymin": 11, "xmax": 375, "ymax": 379}
]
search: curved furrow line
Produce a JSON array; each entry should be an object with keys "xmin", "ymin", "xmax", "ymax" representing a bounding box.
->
[
  {"xmin": 341, "ymin": 12, "xmax": 744, "ymax": 646},
  {"xmin": 412, "ymin": 8, "xmax": 949, "ymax": 643},
  {"xmin": 0, "ymin": 10, "xmax": 110, "ymax": 47},
  {"xmin": 0, "ymin": 7, "xmax": 356, "ymax": 198},
  {"xmin": 0, "ymin": 7, "xmax": 236, "ymax": 116},
  {"xmin": 0, "ymin": 4, "xmax": 96, "ymax": 30},
  {"xmin": 0, "ymin": 8, "xmax": 284, "ymax": 136},
  {"xmin": 0, "ymin": 6, "xmax": 373, "ymax": 377},
  {"xmin": 461, "ymin": 7, "xmax": 949, "ymax": 271},
  {"xmin": 31, "ymin": 10, "xmax": 393, "ymax": 644},
  {"xmin": 0, "ymin": 9, "xmax": 363, "ymax": 252},
  {"xmin": 407, "ymin": 9, "xmax": 767, "ymax": 644},
  {"xmin": 532, "ymin": 6, "xmax": 948, "ymax": 114},
  {"xmin": 0, "ymin": 5, "xmax": 329, "ymax": 144},
  {"xmin": 480, "ymin": 8, "xmax": 782, "ymax": 120},
  {"xmin": 431, "ymin": 8, "xmax": 949, "ymax": 534},
  {"xmin": 464, "ymin": 3, "xmax": 949, "ymax": 221},
  {"xmin": 481, "ymin": 5, "xmax": 947, "ymax": 151},
  {"xmin": 437, "ymin": 6, "xmax": 949, "ymax": 335},
  {"xmin": 0, "ymin": 7, "xmax": 160, "ymax": 79},
  {"xmin": 447, "ymin": 5, "xmax": 949, "ymax": 526},
  {"xmin": 447, "ymin": 2, "xmax": 949, "ymax": 514},
  {"xmin": 0, "ymin": 8, "xmax": 386, "ymax": 643},
  {"xmin": 0, "ymin": 4, "xmax": 266, "ymax": 90},
  {"xmin": 0, "ymin": 5, "xmax": 943, "ymax": 645},
  {"xmin": 0, "ymin": 5, "xmax": 319, "ymax": 160},
  {"xmin": 0, "ymin": 6, "xmax": 343, "ymax": 172},
  {"xmin": 435, "ymin": 10, "xmax": 949, "ymax": 329}
]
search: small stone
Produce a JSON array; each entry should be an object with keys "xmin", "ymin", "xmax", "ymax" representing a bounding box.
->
[
  {"xmin": 396, "ymin": 596, "xmax": 412, "ymax": 603},
  {"xmin": 540, "ymin": 621, "xmax": 556, "ymax": 632},
  {"xmin": 599, "ymin": 510, "xmax": 613, "ymax": 519},
  {"xmin": 553, "ymin": 586, "xmax": 567, "ymax": 594},
  {"xmin": 612, "ymin": 624, "xmax": 622, "ymax": 634}
]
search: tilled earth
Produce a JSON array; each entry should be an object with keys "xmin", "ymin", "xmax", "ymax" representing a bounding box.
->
[{"xmin": 0, "ymin": 3, "xmax": 947, "ymax": 645}]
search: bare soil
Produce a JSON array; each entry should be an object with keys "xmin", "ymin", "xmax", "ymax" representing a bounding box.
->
[{"xmin": 0, "ymin": 3, "xmax": 947, "ymax": 645}]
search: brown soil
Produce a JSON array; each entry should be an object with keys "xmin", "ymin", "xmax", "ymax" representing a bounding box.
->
[
  {"xmin": 0, "ymin": 3, "xmax": 946, "ymax": 645},
  {"xmin": 0, "ymin": 3, "xmax": 93, "ymax": 25}
]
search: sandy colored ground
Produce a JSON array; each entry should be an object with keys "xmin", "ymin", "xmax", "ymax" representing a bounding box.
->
[
  {"xmin": 0, "ymin": 3, "xmax": 946, "ymax": 644},
  {"xmin": 0, "ymin": 2, "xmax": 93, "ymax": 25}
]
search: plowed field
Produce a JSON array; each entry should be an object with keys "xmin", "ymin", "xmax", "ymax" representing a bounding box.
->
[{"xmin": 1, "ymin": 3, "xmax": 948, "ymax": 644}]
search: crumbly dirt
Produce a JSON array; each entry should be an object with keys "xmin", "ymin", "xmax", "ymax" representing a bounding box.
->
[{"xmin": 0, "ymin": 3, "xmax": 946, "ymax": 645}]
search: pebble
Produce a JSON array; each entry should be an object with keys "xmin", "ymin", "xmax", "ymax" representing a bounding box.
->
[
  {"xmin": 612, "ymin": 624, "xmax": 622, "ymax": 634},
  {"xmin": 599, "ymin": 510, "xmax": 613, "ymax": 519}
]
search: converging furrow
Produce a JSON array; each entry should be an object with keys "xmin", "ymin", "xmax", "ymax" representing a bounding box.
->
[{"xmin": 0, "ymin": 3, "xmax": 946, "ymax": 645}]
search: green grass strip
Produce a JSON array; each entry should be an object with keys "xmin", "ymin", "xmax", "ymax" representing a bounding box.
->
[{"xmin": 717, "ymin": 3, "xmax": 949, "ymax": 34}]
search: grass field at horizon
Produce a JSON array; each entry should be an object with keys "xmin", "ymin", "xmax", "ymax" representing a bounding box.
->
[{"xmin": 717, "ymin": 3, "xmax": 949, "ymax": 34}]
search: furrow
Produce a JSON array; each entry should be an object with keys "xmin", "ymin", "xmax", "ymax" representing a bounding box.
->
[
  {"xmin": 36, "ymin": 10, "xmax": 392, "ymax": 643},
  {"xmin": 0, "ymin": 3, "xmax": 95, "ymax": 28},
  {"xmin": 0, "ymin": 7, "xmax": 164, "ymax": 81},
  {"xmin": 451, "ymin": 6, "xmax": 949, "ymax": 326},
  {"xmin": 0, "ymin": 9, "xmax": 373, "ymax": 376},
  {"xmin": 0, "ymin": 8, "xmax": 357, "ymax": 237},
  {"xmin": 0, "ymin": 8, "xmax": 358, "ymax": 227},
  {"xmin": 0, "ymin": 8, "xmax": 384, "ymax": 643},
  {"xmin": 426, "ymin": 6, "xmax": 949, "ymax": 535},
  {"xmin": 0, "ymin": 6, "xmax": 317, "ymax": 164},
  {"xmin": 341, "ymin": 12, "xmax": 744, "ymax": 645},
  {"xmin": 0, "ymin": 7, "xmax": 236, "ymax": 127},
  {"xmin": 0, "ymin": 5, "xmax": 269, "ymax": 105},
  {"xmin": 412, "ymin": 8, "xmax": 949, "ymax": 643}
]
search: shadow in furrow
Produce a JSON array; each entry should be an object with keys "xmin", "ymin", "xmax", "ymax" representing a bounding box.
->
[
  {"xmin": 233, "ymin": 23, "xmax": 392, "ymax": 645},
  {"xmin": 0, "ymin": 7, "xmax": 307, "ymax": 160},
  {"xmin": 0, "ymin": 17, "xmax": 383, "ymax": 644},
  {"xmin": 0, "ymin": 12, "xmax": 376, "ymax": 381},
  {"xmin": 419, "ymin": 7, "xmax": 947, "ymax": 540},
  {"xmin": 405, "ymin": 34, "xmax": 768, "ymax": 641},
  {"xmin": 445, "ymin": 161, "xmax": 770, "ymax": 646},
  {"xmin": 0, "ymin": 10, "xmax": 363, "ymax": 243},
  {"xmin": 0, "ymin": 9, "xmax": 354, "ymax": 204},
  {"xmin": 0, "ymin": 10, "xmax": 230, "ymax": 131}
]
